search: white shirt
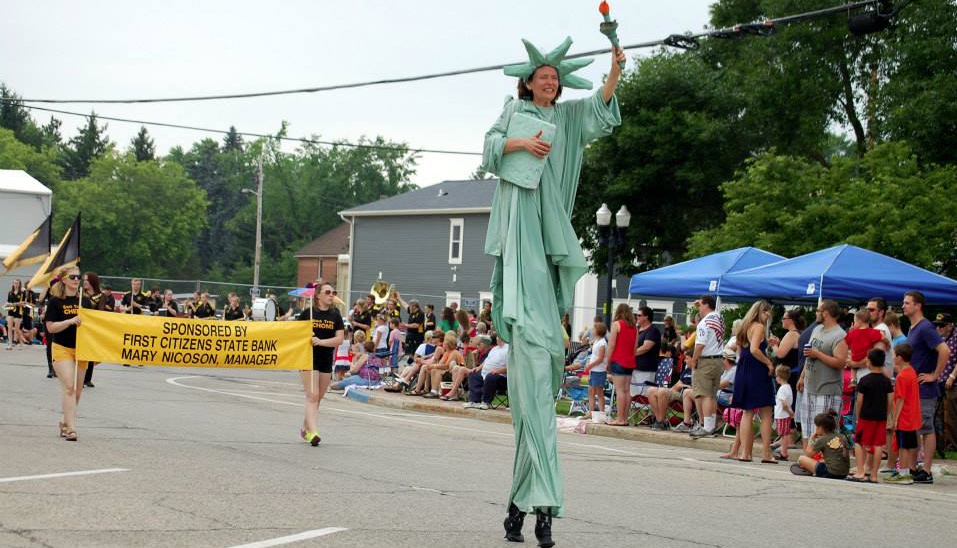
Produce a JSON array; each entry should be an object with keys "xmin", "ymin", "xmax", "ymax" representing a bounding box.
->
[
  {"xmin": 481, "ymin": 344, "xmax": 509, "ymax": 378},
  {"xmin": 696, "ymin": 311, "xmax": 726, "ymax": 357},
  {"xmin": 774, "ymin": 383, "xmax": 793, "ymax": 419},
  {"xmin": 720, "ymin": 365, "xmax": 736, "ymax": 392},
  {"xmin": 374, "ymin": 324, "xmax": 389, "ymax": 350},
  {"xmin": 875, "ymin": 322, "xmax": 894, "ymax": 375},
  {"xmin": 589, "ymin": 338, "xmax": 608, "ymax": 373}
]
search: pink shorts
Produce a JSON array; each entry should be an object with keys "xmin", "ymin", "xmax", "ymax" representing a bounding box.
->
[{"xmin": 775, "ymin": 418, "xmax": 792, "ymax": 436}]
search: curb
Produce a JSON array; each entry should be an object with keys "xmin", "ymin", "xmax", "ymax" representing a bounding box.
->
[{"xmin": 342, "ymin": 389, "xmax": 740, "ymax": 453}]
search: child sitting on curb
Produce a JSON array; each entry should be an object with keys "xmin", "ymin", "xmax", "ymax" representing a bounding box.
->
[{"xmin": 792, "ymin": 410, "xmax": 849, "ymax": 479}]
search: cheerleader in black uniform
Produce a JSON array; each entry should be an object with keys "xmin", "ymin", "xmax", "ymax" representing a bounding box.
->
[
  {"xmin": 5, "ymin": 279, "xmax": 24, "ymax": 349},
  {"xmin": 45, "ymin": 266, "xmax": 93, "ymax": 441}
]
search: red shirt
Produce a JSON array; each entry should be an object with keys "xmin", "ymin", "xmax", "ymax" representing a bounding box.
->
[
  {"xmin": 609, "ymin": 320, "xmax": 637, "ymax": 369},
  {"xmin": 894, "ymin": 365, "xmax": 921, "ymax": 431},
  {"xmin": 845, "ymin": 327, "xmax": 884, "ymax": 362}
]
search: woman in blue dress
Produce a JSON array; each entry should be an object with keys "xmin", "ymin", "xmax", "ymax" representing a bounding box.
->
[{"xmin": 731, "ymin": 300, "xmax": 777, "ymax": 463}]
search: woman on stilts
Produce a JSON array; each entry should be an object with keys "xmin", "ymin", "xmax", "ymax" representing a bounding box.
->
[
  {"xmin": 482, "ymin": 37, "xmax": 624, "ymax": 546},
  {"xmin": 44, "ymin": 266, "xmax": 93, "ymax": 441},
  {"xmin": 297, "ymin": 282, "xmax": 344, "ymax": 446}
]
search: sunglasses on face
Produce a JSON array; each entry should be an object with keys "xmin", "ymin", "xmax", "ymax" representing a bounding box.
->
[
  {"xmin": 67, "ymin": 274, "xmax": 81, "ymax": 281},
  {"xmin": 321, "ymin": 290, "xmax": 337, "ymax": 295}
]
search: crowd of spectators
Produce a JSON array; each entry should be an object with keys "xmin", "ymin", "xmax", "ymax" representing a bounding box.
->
[
  {"xmin": 339, "ymin": 293, "xmax": 510, "ymax": 409},
  {"xmin": 560, "ymin": 291, "xmax": 955, "ymax": 485}
]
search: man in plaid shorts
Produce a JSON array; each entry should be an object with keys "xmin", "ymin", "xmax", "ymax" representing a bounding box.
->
[{"xmin": 798, "ymin": 299, "xmax": 848, "ymax": 451}]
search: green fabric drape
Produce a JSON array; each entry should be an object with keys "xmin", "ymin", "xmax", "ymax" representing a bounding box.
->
[{"xmin": 482, "ymin": 90, "xmax": 621, "ymax": 516}]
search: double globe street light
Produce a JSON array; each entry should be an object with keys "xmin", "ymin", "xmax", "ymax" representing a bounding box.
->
[{"xmin": 596, "ymin": 203, "xmax": 631, "ymax": 327}]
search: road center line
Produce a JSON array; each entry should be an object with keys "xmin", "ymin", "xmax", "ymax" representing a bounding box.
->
[
  {"xmin": 0, "ymin": 468, "xmax": 129, "ymax": 484},
  {"xmin": 224, "ymin": 527, "xmax": 347, "ymax": 548}
]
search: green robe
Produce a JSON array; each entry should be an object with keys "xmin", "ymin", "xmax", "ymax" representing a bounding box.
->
[{"xmin": 482, "ymin": 90, "xmax": 621, "ymax": 515}]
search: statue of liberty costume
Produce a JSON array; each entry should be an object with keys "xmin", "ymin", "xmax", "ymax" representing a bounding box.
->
[{"xmin": 481, "ymin": 36, "xmax": 621, "ymax": 524}]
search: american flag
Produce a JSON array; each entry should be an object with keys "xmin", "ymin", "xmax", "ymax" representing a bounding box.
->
[{"xmin": 703, "ymin": 313, "xmax": 725, "ymax": 342}]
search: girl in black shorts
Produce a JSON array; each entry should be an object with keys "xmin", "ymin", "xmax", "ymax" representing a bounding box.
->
[{"xmin": 296, "ymin": 282, "xmax": 344, "ymax": 446}]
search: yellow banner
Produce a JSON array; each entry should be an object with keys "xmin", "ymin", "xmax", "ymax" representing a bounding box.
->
[{"xmin": 75, "ymin": 309, "xmax": 313, "ymax": 370}]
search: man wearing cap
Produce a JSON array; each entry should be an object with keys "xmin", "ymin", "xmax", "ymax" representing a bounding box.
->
[
  {"xmin": 934, "ymin": 312, "xmax": 957, "ymax": 451},
  {"xmin": 902, "ymin": 290, "xmax": 951, "ymax": 484}
]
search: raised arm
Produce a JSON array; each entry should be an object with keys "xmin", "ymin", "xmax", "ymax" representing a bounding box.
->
[{"xmin": 602, "ymin": 47, "xmax": 626, "ymax": 104}]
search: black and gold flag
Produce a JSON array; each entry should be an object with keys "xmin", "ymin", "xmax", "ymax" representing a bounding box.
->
[
  {"xmin": 28, "ymin": 214, "xmax": 80, "ymax": 289},
  {"xmin": 2, "ymin": 215, "xmax": 51, "ymax": 273}
]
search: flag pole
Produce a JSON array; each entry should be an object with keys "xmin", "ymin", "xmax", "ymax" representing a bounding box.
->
[{"xmin": 310, "ymin": 296, "xmax": 315, "ymax": 395}]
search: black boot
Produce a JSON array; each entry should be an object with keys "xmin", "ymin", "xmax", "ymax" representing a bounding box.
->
[
  {"xmin": 534, "ymin": 510, "xmax": 554, "ymax": 548},
  {"xmin": 503, "ymin": 502, "xmax": 526, "ymax": 542}
]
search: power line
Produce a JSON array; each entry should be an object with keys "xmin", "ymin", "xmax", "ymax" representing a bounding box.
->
[
  {"xmin": 6, "ymin": 0, "xmax": 886, "ymax": 105},
  {"xmin": 14, "ymin": 103, "xmax": 482, "ymax": 157}
]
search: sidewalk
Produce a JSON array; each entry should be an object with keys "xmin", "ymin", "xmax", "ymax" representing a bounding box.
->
[
  {"xmin": 338, "ymin": 385, "xmax": 757, "ymax": 454},
  {"xmin": 337, "ymin": 385, "xmax": 957, "ymax": 472}
]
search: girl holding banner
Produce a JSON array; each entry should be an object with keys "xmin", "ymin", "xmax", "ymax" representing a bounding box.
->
[
  {"xmin": 44, "ymin": 266, "xmax": 93, "ymax": 441},
  {"xmin": 296, "ymin": 282, "xmax": 344, "ymax": 446}
]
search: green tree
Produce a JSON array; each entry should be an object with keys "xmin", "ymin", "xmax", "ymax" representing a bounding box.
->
[
  {"xmin": 60, "ymin": 112, "xmax": 110, "ymax": 180},
  {"xmin": 40, "ymin": 116, "xmax": 63, "ymax": 149},
  {"xmin": 574, "ymin": 51, "xmax": 751, "ymax": 274},
  {"xmin": 53, "ymin": 152, "xmax": 207, "ymax": 277},
  {"xmin": 0, "ymin": 127, "xmax": 62, "ymax": 189},
  {"xmin": 223, "ymin": 126, "xmax": 244, "ymax": 153},
  {"xmin": 0, "ymin": 84, "xmax": 45, "ymax": 150},
  {"xmin": 688, "ymin": 142, "xmax": 957, "ymax": 275},
  {"xmin": 169, "ymin": 137, "xmax": 252, "ymax": 274},
  {"xmin": 876, "ymin": 0, "xmax": 957, "ymax": 165},
  {"xmin": 221, "ymin": 135, "xmax": 418, "ymax": 286},
  {"xmin": 130, "ymin": 126, "xmax": 155, "ymax": 162}
]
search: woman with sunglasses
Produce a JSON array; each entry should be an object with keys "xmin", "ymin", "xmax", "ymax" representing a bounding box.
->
[
  {"xmin": 296, "ymin": 282, "xmax": 344, "ymax": 446},
  {"xmin": 45, "ymin": 266, "xmax": 93, "ymax": 441}
]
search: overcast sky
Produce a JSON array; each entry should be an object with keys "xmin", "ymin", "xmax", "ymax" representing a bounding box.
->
[{"xmin": 3, "ymin": 1, "xmax": 715, "ymax": 188}]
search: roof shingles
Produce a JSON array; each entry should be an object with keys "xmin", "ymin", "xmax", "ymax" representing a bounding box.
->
[{"xmin": 339, "ymin": 178, "xmax": 498, "ymax": 216}]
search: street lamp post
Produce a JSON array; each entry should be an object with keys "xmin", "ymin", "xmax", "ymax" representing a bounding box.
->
[
  {"xmin": 241, "ymin": 155, "xmax": 263, "ymax": 298},
  {"xmin": 596, "ymin": 203, "xmax": 631, "ymax": 327}
]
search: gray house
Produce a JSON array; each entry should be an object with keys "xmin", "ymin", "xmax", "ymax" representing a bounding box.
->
[{"xmin": 338, "ymin": 179, "xmax": 498, "ymax": 312}]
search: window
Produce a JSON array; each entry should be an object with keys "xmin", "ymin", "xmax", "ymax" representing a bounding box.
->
[
  {"xmin": 445, "ymin": 291, "xmax": 461, "ymax": 309},
  {"xmin": 448, "ymin": 218, "xmax": 464, "ymax": 265}
]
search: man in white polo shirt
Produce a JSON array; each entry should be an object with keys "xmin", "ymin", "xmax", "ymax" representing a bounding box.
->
[
  {"xmin": 465, "ymin": 336, "xmax": 508, "ymax": 410},
  {"xmin": 688, "ymin": 295, "xmax": 725, "ymax": 438}
]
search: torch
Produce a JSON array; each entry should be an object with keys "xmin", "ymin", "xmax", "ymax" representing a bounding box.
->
[{"xmin": 599, "ymin": 1, "xmax": 625, "ymax": 70}]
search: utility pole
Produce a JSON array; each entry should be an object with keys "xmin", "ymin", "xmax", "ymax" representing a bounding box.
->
[
  {"xmin": 243, "ymin": 154, "xmax": 264, "ymax": 299},
  {"xmin": 253, "ymin": 153, "xmax": 263, "ymax": 295}
]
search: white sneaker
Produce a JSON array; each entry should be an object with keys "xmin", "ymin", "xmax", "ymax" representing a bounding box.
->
[
  {"xmin": 477, "ymin": 403, "xmax": 490, "ymax": 410},
  {"xmin": 463, "ymin": 402, "xmax": 478, "ymax": 409}
]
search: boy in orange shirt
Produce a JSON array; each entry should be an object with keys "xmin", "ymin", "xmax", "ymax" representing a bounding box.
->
[{"xmin": 885, "ymin": 343, "xmax": 921, "ymax": 485}]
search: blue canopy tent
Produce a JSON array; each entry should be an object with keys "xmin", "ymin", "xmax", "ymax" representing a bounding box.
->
[
  {"xmin": 719, "ymin": 244, "xmax": 957, "ymax": 304},
  {"xmin": 628, "ymin": 247, "xmax": 785, "ymax": 298}
]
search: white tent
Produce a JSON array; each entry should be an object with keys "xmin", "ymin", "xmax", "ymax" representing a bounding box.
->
[{"xmin": 0, "ymin": 170, "xmax": 52, "ymax": 283}]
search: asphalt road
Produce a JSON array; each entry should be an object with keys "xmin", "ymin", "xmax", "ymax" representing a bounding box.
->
[{"xmin": 1, "ymin": 346, "xmax": 954, "ymax": 548}]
